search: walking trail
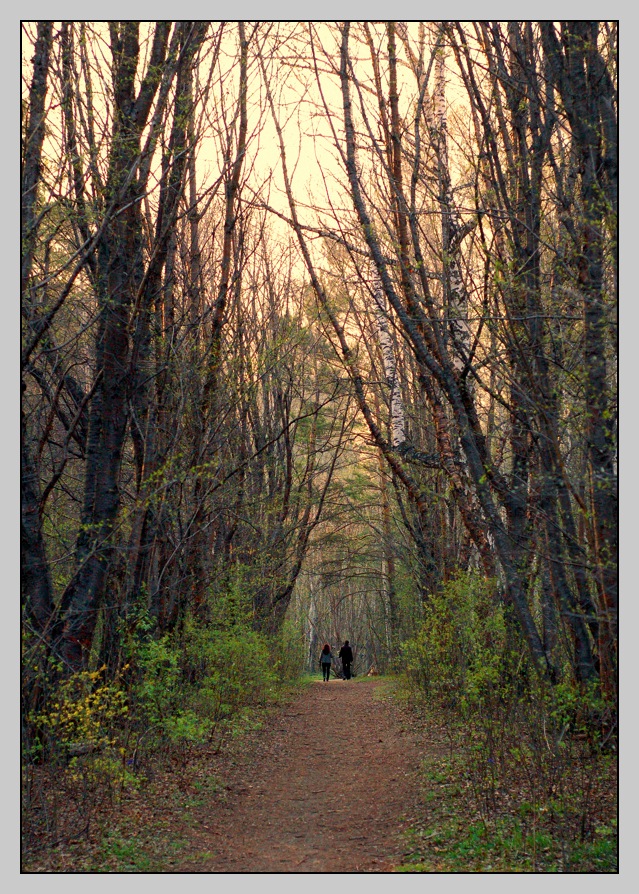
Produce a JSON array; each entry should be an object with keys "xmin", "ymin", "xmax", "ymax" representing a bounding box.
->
[{"xmin": 175, "ymin": 677, "xmax": 427, "ymax": 872}]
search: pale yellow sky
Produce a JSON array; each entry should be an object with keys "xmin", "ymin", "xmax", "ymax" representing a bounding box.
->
[{"xmin": 22, "ymin": 21, "xmax": 476, "ymax": 279}]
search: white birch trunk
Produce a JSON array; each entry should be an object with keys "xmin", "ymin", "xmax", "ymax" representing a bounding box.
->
[
  {"xmin": 434, "ymin": 34, "xmax": 472, "ymax": 374},
  {"xmin": 351, "ymin": 97, "xmax": 406, "ymax": 448},
  {"xmin": 371, "ymin": 264, "xmax": 406, "ymax": 447}
]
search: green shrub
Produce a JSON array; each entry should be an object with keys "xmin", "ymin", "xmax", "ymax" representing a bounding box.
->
[
  {"xmin": 401, "ymin": 571, "xmax": 506, "ymax": 709},
  {"xmin": 130, "ymin": 586, "xmax": 278, "ymax": 755},
  {"xmin": 183, "ymin": 617, "xmax": 277, "ymax": 721}
]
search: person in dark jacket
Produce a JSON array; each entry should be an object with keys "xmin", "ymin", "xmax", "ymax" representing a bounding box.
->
[{"xmin": 338, "ymin": 640, "xmax": 354, "ymax": 679}]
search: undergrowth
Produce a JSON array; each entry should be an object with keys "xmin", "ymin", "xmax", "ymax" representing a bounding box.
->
[
  {"xmin": 21, "ymin": 581, "xmax": 307, "ymax": 870},
  {"xmin": 392, "ymin": 572, "xmax": 618, "ymax": 874}
]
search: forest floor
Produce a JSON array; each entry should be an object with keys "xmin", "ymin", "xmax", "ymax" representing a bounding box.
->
[
  {"xmin": 24, "ymin": 676, "xmax": 434, "ymax": 873},
  {"xmin": 23, "ymin": 675, "xmax": 617, "ymax": 873},
  {"xmin": 170, "ymin": 676, "xmax": 429, "ymax": 873}
]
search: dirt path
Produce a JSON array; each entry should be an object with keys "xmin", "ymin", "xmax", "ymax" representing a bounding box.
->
[{"xmin": 176, "ymin": 678, "xmax": 426, "ymax": 872}]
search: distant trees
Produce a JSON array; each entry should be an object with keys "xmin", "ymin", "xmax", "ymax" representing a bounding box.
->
[
  {"xmin": 272, "ymin": 22, "xmax": 616, "ymax": 695},
  {"xmin": 22, "ymin": 21, "xmax": 617, "ymax": 706},
  {"xmin": 21, "ymin": 22, "xmax": 352, "ymax": 692}
]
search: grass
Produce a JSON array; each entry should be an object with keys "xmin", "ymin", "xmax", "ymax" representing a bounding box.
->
[
  {"xmin": 398, "ymin": 814, "xmax": 618, "ymax": 873},
  {"xmin": 99, "ymin": 832, "xmax": 156, "ymax": 872},
  {"xmin": 24, "ymin": 760, "xmax": 228, "ymax": 873},
  {"xmin": 97, "ymin": 825, "xmax": 218, "ymax": 872},
  {"xmin": 392, "ymin": 704, "xmax": 618, "ymax": 874}
]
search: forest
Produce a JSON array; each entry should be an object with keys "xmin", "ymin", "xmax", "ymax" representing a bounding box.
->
[{"xmin": 21, "ymin": 21, "xmax": 617, "ymax": 873}]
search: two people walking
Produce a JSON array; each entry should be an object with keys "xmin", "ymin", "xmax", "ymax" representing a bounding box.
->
[{"xmin": 319, "ymin": 640, "xmax": 354, "ymax": 682}]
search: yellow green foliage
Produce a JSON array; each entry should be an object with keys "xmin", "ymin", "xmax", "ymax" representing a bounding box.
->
[
  {"xmin": 29, "ymin": 666, "xmax": 128, "ymax": 757},
  {"xmin": 401, "ymin": 572, "xmax": 507, "ymax": 708}
]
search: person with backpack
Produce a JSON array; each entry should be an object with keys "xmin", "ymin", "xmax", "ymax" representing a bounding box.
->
[
  {"xmin": 319, "ymin": 643, "xmax": 333, "ymax": 682},
  {"xmin": 338, "ymin": 639, "xmax": 354, "ymax": 679}
]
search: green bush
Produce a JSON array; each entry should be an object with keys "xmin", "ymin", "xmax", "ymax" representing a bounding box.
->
[
  {"xmin": 401, "ymin": 571, "xmax": 506, "ymax": 709},
  {"xmin": 130, "ymin": 584, "xmax": 278, "ymax": 755},
  {"xmin": 399, "ymin": 571, "xmax": 617, "ymax": 872},
  {"xmin": 133, "ymin": 635, "xmax": 182, "ymax": 730},
  {"xmin": 183, "ymin": 617, "xmax": 277, "ymax": 721}
]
